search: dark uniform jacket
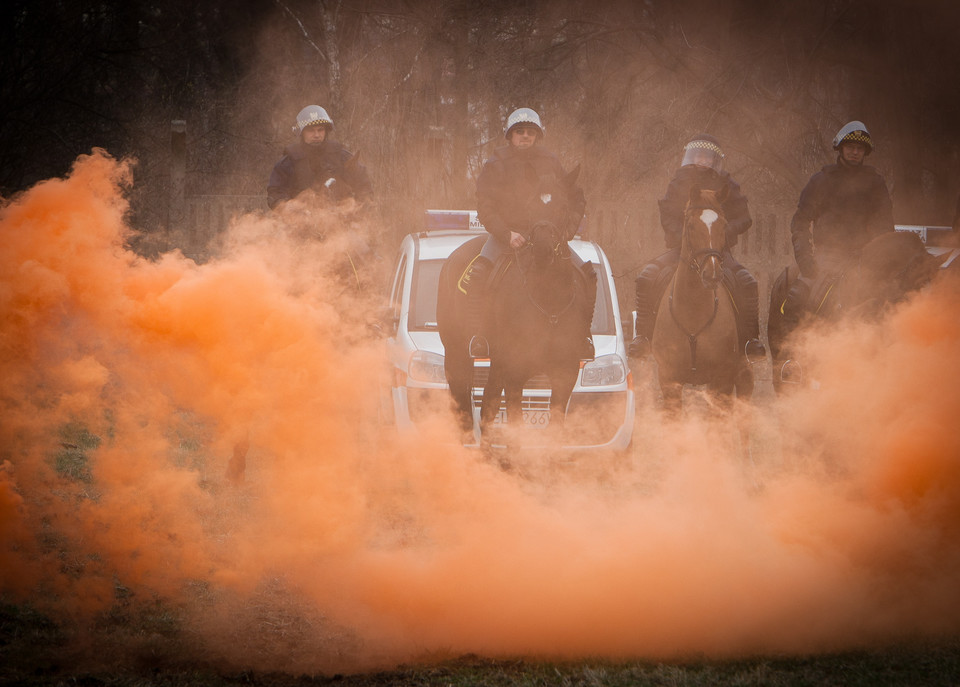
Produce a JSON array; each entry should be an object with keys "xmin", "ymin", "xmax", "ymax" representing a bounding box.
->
[
  {"xmin": 658, "ymin": 166, "xmax": 752, "ymax": 251},
  {"xmin": 267, "ymin": 140, "xmax": 373, "ymax": 210},
  {"xmin": 476, "ymin": 144, "xmax": 586, "ymax": 243},
  {"xmin": 790, "ymin": 162, "xmax": 894, "ymax": 275},
  {"xmin": 660, "ymin": 165, "xmax": 753, "ymax": 249}
]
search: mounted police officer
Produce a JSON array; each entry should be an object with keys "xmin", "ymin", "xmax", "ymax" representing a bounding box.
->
[
  {"xmin": 629, "ymin": 133, "xmax": 765, "ymax": 363},
  {"xmin": 782, "ymin": 120, "xmax": 894, "ymax": 320},
  {"xmin": 464, "ymin": 107, "xmax": 595, "ymax": 360},
  {"xmin": 267, "ymin": 105, "xmax": 373, "ymax": 210}
]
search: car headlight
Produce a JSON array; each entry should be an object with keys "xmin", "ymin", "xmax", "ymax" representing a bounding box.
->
[
  {"xmin": 580, "ymin": 354, "xmax": 626, "ymax": 387},
  {"xmin": 408, "ymin": 350, "xmax": 446, "ymax": 384}
]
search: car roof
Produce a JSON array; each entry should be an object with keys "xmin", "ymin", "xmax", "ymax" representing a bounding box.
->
[
  {"xmin": 405, "ymin": 230, "xmax": 604, "ymax": 264},
  {"xmin": 407, "ymin": 230, "xmax": 486, "ymax": 261}
]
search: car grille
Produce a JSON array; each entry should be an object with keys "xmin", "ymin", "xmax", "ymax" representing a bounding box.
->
[
  {"xmin": 470, "ymin": 364, "xmax": 553, "ymax": 413},
  {"xmin": 470, "ymin": 388, "xmax": 551, "ymax": 413},
  {"xmin": 471, "ymin": 367, "xmax": 552, "ymax": 390}
]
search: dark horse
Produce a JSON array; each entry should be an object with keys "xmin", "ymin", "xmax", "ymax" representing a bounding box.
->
[
  {"xmin": 767, "ymin": 230, "xmax": 944, "ymax": 393},
  {"xmin": 651, "ymin": 188, "xmax": 753, "ymax": 416},
  {"xmin": 436, "ymin": 174, "xmax": 593, "ymax": 444}
]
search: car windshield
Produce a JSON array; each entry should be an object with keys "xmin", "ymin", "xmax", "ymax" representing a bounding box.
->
[
  {"xmin": 408, "ymin": 256, "xmax": 616, "ymax": 336},
  {"xmin": 410, "ymin": 259, "xmax": 445, "ymax": 330}
]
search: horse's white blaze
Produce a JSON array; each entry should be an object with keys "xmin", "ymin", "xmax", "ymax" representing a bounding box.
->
[
  {"xmin": 540, "ymin": 193, "xmax": 552, "ymax": 204},
  {"xmin": 700, "ymin": 208, "xmax": 719, "ymax": 233}
]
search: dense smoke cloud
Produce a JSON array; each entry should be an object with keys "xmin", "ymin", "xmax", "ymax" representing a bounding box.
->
[{"xmin": 1, "ymin": 151, "xmax": 959, "ymax": 674}]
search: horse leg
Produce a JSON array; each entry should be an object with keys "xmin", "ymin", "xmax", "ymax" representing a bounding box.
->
[
  {"xmin": 479, "ymin": 367, "xmax": 505, "ymax": 441},
  {"xmin": 445, "ymin": 353, "xmax": 475, "ymax": 437},
  {"xmin": 547, "ymin": 366, "xmax": 580, "ymax": 440},
  {"xmin": 226, "ymin": 433, "xmax": 249, "ymax": 485},
  {"xmin": 502, "ymin": 383, "xmax": 525, "ymax": 451},
  {"xmin": 504, "ymin": 384, "xmax": 524, "ymax": 427},
  {"xmin": 659, "ymin": 381, "xmax": 683, "ymax": 420}
]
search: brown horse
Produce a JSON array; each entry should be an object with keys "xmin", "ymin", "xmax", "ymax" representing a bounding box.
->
[
  {"xmin": 767, "ymin": 230, "xmax": 945, "ymax": 393},
  {"xmin": 651, "ymin": 188, "xmax": 753, "ymax": 416}
]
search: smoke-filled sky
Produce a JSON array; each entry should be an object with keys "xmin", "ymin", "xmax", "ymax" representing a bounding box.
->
[{"xmin": 1, "ymin": 151, "xmax": 959, "ymax": 674}]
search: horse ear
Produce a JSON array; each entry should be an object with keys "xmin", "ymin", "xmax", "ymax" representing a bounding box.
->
[{"xmin": 565, "ymin": 164, "xmax": 581, "ymax": 187}]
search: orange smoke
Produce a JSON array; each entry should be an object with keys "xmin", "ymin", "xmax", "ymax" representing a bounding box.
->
[{"xmin": 1, "ymin": 150, "xmax": 958, "ymax": 673}]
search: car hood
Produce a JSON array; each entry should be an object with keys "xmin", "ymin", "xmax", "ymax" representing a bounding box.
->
[{"xmin": 408, "ymin": 330, "xmax": 444, "ymax": 355}]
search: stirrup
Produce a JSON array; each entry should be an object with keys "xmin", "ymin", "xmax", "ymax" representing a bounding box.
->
[
  {"xmin": 744, "ymin": 338, "xmax": 766, "ymax": 364},
  {"xmin": 780, "ymin": 359, "xmax": 802, "ymax": 385},
  {"xmin": 469, "ymin": 335, "xmax": 489, "ymax": 358}
]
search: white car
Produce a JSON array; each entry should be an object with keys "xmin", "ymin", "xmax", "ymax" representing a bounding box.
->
[
  {"xmin": 895, "ymin": 224, "xmax": 959, "ymax": 268},
  {"xmin": 381, "ymin": 210, "xmax": 635, "ymax": 451}
]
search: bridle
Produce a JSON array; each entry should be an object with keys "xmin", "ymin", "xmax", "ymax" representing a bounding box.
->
[
  {"xmin": 686, "ymin": 246, "xmax": 724, "ymax": 277},
  {"xmin": 671, "ymin": 203, "xmax": 725, "ymax": 374},
  {"xmin": 682, "ymin": 205, "xmax": 725, "ymax": 279},
  {"xmin": 515, "ymin": 221, "xmax": 578, "ymax": 325}
]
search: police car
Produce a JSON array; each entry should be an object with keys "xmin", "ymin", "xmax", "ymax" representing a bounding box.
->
[
  {"xmin": 895, "ymin": 224, "xmax": 959, "ymax": 268},
  {"xmin": 380, "ymin": 210, "xmax": 634, "ymax": 450}
]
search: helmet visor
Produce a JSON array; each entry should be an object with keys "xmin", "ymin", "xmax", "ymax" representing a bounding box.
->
[{"xmin": 681, "ymin": 142, "xmax": 724, "ymax": 172}]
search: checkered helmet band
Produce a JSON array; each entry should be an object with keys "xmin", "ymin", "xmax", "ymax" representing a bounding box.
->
[
  {"xmin": 294, "ymin": 106, "xmax": 333, "ymax": 135},
  {"xmin": 832, "ymin": 121, "xmax": 873, "ymax": 152},
  {"xmin": 683, "ymin": 140, "xmax": 724, "ymax": 158},
  {"xmin": 839, "ymin": 130, "xmax": 872, "ymax": 147}
]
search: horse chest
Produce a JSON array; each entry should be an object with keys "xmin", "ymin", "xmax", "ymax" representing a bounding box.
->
[{"xmin": 654, "ymin": 281, "xmax": 738, "ymax": 381}]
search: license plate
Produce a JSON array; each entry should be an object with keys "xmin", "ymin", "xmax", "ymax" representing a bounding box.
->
[{"xmin": 494, "ymin": 409, "xmax": 550, "ymax": 427}]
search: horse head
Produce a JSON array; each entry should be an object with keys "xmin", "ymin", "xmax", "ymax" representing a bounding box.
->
[
  {"xmin": 682, "ymin": 187, "xmax": 727, "ymax": 289},
  {"xmin": 524, "ymin": 163, "xmax": 580, "ymax": 233},
  {"xmin": 528, "ymin": 220, "xmax": 569, "ymax": 267}
]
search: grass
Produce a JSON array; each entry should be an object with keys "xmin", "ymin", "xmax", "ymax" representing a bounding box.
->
[
  {"xmin": 10, "ymin": 418, "xmax": 956, "ymax": 686},
  {"xmin": 1, "ymin": 600, "xmax": 957, "ymax": 687}
]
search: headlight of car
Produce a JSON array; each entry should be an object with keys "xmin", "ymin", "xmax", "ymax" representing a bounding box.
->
[
  {"xmin": 580, "ymin": 354, "xmax": 626, "ymax": 387},
  {"xmin": 408, "ymin": 350, "xmax": 446, "ymax": 384}
]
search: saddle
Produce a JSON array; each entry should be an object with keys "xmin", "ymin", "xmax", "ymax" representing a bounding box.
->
[
  {"xmin": 777, "ymin": 264, "xmax": 842, "ymax": 320},
  {"xmin": 653, "ymin": 263, "xmax": 741, "ymax": 318},
  {"xmin": 456, "ymin": 253, "xmax": 515, "ymax": 295}
]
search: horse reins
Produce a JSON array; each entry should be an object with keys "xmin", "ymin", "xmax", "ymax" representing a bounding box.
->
[
  {"xmin": 672, "ymin": 246, "xmax": 722, "ymax": 375},
  {"xmin": 668, "ymin": 288, "xmax": 719, "ymax": 375},
  {"xmin": 515, "ymin": 233, "xmax": 578, "ymax": 325}
]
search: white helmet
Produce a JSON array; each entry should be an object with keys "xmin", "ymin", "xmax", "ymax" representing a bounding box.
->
[
  {"xmin": 504, "ymin": 107, "xmax": 544, "ymax": 139},
  {"xmin": 293, "ymin": 105, "xmax": 333, "ymax": 136},
  {"xmin": 832, "ymin": 120, "xmax": 873, "ymax": 153}
]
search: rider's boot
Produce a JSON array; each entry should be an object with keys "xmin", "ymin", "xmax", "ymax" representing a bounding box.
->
[
  {"xmin": 781, "ymin": 277, "xmax": 811, "ymax": 329},
  {"xmin": 579, "ymin": 262, "xmax": 597, "ymax": 360},
  {"xmin": 780, "ymin": 359, "xmax": 803, "ymax": 385},
  {"xmin": 735, "ymin": 269, "xmax": 766, "ymax": 363},
  {"xmin": 628, "ymin": 262, "xmax": 660, "ymax": 358},
  {"xmin": 465, "ymin": 258, "xmax": 492, "ymax": 358}
]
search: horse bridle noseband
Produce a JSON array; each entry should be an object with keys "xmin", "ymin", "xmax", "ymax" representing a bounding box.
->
[{"xmin": 686, "ymin": 247, "xmax": 723, "ymax": 275}]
